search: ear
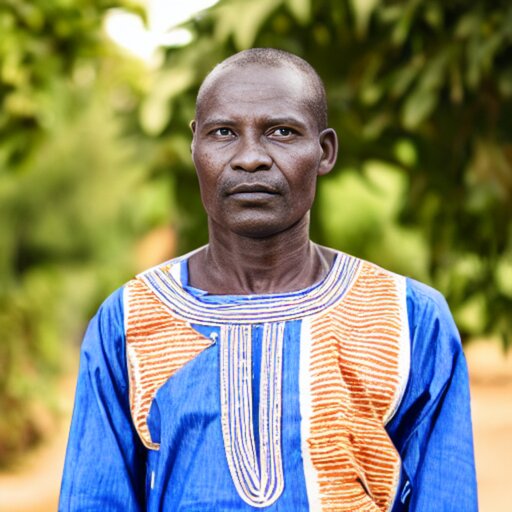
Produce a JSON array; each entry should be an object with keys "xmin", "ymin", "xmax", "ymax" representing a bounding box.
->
[
  {"xmin": 190, "ymin": 120, "xmax": 196, "ymax": 152},
  {"xmin": 317, "ymin": 128, "xmax": 338, "ymax": 176}
]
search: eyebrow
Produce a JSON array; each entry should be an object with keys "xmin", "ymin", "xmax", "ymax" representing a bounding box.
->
[
  {"xmin": 200, "ymin": 119, "xmax": 238, "ymax": 130},
  {"xmin": 263, "ymin": 116, "xmax": 308, "ymax": 128},
  {"xmin": 200, "ymin": 116, "xmax": 308, "ymax": 130}
]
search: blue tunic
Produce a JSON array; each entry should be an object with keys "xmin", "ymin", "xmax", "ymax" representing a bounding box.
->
[{"xmin": 59, "ymin": 253, "xmax": 477, "ymax": 511}]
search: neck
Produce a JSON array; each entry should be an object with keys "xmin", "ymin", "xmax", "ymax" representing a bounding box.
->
[{"xmin": 188, "ymin": 216, "xmax": 335, "ymax": 294}]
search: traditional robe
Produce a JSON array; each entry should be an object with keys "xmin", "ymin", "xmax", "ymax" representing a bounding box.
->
[{"xmin": 60, "ymin": 251, "xmax": 477, "ymax": 511}]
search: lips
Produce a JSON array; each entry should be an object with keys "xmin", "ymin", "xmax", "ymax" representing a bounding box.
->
[{"xmin": 227, "ymin": 183, "xmax": 279, "ymax": 195}]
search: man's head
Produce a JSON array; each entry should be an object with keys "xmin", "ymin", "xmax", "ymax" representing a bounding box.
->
[
  {"xmin": 196, "ymin": 48, "xmax": 328, "ymax": 132},
  {"xmin": 191, "ymin": 48, "xmax": 337, "ymax": 239}
]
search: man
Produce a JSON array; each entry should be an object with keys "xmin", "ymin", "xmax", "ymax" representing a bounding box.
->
[{"xmin": 60, "ymin": 49, "xmax": 478, "ymax": 511}]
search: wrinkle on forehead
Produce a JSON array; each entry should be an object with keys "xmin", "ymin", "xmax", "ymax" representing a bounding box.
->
[{"xmin": 196, "ymin": 64, "xmax": 317, "ymax": 127}]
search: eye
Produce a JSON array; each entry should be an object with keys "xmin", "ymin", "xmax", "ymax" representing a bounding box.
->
[
  {"xmin": 212, "ymin": 127, "xmax": 234, "ymax": 137},
  {"xmin": 271, "ymin": 127, "xmax": 295, "ymax": 137}
]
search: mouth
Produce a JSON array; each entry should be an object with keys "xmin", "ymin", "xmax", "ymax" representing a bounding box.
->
[{"xmin": 226, "ymin": 183, "xmax": 279, "ymax": 196}]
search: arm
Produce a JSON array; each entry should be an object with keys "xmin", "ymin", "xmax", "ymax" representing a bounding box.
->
[
  {"xmin": 388, "ymin": 279, "xmax": 478, "ymax": 511},
  {"xmin": 59, "ymin": 287, "xmax": 146, "ymax": 511}
]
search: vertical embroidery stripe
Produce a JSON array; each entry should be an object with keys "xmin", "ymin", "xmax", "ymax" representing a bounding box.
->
[
  {"xmin": 299, "ymin": 317, "xmax": 322, "ymax": 511},
  {"xmin": 220, "ymin": 322, "xmax": 285, "ymax": 507},
  {"xmin": 302, "ymin": 263, "xmax": 407, "ymax": 511}
]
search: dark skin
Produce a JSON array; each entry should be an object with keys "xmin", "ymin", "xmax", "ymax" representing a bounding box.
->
[{"xmin": 188, "ymin": 63, "xmax": 338, "ymax": 295}]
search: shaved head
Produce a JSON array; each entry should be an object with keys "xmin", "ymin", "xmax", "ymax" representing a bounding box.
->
[{"xmin": 196, "ymin": 48, "xmax": 328, "ymax": 131}]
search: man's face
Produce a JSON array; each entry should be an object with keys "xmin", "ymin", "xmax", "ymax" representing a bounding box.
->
[{"xmin": 191, "ymin": 63, "xmax": 336, "ymax": 239}]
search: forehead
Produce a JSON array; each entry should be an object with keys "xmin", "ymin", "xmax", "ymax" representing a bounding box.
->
[{"xmin": 196, "ymin": 64, "xmax": 316, "ymax": 126}]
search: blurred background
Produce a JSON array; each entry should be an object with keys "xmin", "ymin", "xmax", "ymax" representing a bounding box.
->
[{"xmin": 0, "ymin": 0, "xmax": 511, "ymax": 510}]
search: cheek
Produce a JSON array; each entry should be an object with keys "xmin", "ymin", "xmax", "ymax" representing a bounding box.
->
[
  {"xmin": 285, "ymin": 154, "xmax": 321, "ymax": 193},
  {"xmin": 193, "ymin": 151, "xmax": 221, "ymax": 196},
  {"xmin": 193, "ymin": 149, "xmax": 212, "ymax": 175}
]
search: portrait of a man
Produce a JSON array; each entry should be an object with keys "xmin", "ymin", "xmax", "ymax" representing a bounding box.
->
[{"xmin": 59, "ymin": 49, "xmax": 477, "ymax": 511}]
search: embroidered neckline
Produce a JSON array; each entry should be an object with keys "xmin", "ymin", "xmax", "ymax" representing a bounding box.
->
[
  {"xmin": 135, "ymin": 250, "xmax": 363, "ymax": 507},
  {"xmin": 219, "ymin": 323, "xmax": 285, "ymax": 507},
  {"xmin": 138, "ymin": 251, "xmax": 361, "ymax": 325}
]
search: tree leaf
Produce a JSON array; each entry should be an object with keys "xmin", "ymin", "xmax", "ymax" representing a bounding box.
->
[
  {"xmin": 214, "ymin": 0, "xmax": 281, "ymax": 49},
  {"xmin": 349, "ymin": 0, "xmax": 379, "ymax": 38},
  {"xmin": 139, "ymin": 67, "xmax": 193, "ymax": 135},
  {"xmin": 401, "ymin": 87, "xmax": 437, "ymax": 129},
  {"xmin": 285, "ymin": 0, "xmax": 311, "ymax": 25}
]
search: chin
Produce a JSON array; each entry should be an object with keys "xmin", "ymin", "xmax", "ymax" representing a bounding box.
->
[
  {"xmin": 230, "ymin": 223, "xmax": 285, "ymax": 239},
  {"xmin": 209, "ymin": 207, "xmax": 309, "ymax": 240},
  {"xmin": 228, "ymin": 214, "xmax": 307, "ymax": 240}
]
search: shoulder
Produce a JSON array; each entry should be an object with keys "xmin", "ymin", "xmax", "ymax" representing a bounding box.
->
[
  {"xmin": 93, "ymin": 285, "xmax": 125, "ymax": 327},
  {"xmin": 359, "ymin": 258, "xmax": 461, "ymax": 350},
  {"xmin": 123, "ymin": 255, "xmax": 187, "ymax": 315},
  {"xmin": 401, "ymin": 277, "xmax": 464, "ymax": 396},
  {"xmin": 334, "ymin": 250, "xmax": 461, "ymax": 347},
  {"xmin": 130, "ymin": 250, "xmax": 200, "ymax": 288},
  {"xmin": 404, "ymin": 277, "xmax": 459, "ymax": 342},
  {"xmin": 81, "ymin": 286, "xmax": 126, "ymax": 358},
  {"xmin": 339, "ymin": 249, "xmax": 454, "ymax": 324},
  {"xmin": 405, "ymin": 276, "xmax": 451, "ymax": 314},
  {"xmin": 335, "ymin": 250, "xmax": 404, "ymax": 284}
]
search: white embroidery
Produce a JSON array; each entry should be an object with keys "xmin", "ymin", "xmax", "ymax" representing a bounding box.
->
[
  {"xmin": 220, "ymin": 322, "xmax": 285, "ymax": 507},
  {"xmin": 139, "ymin": 253, "xmax": 361, "ymax": 325}
]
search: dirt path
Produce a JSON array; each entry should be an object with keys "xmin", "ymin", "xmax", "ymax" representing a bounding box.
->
[
  {"xmin": 0, "ymin": 372, "xmax": 76, "ymax": 512},
  {"xmin": 467, "ymin": 340, "xmax": 512, "ymax": 512},
  {"xmin": 0, "ymin": 340, "xmax": 511, "ymax": 511}
]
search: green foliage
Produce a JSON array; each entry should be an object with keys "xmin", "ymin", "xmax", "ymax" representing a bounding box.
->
[
  {"xmin": 0, "ymin": 0, "xmax": 153, "ymax": 465},
  {"xmin": 1, "ymin": 0, "xmax": 120, "ymax": 168},
  {"xmin": 0, "ymin": 87, "xmax": 147, "ymax": 465},
  {"xmin": 317, "ymin": 162, "xmax": 429, "ymax": 280}
]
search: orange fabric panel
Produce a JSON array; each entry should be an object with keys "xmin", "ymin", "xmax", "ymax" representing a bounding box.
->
[
  {"xmin": 125, "ymin": 278, "xmax": 214, "ymax": 449},
  {"xmin": 307, "ymin": 262, "xmax": 405, "ymax": 511}
]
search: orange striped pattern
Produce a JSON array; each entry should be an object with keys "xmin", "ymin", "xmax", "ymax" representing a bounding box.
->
[
  {"xmin": 305, "ymin": 261, "xmax": 406, "ymax": 511},
  {"xmin": 125, "ymin": 278, "xmax": 214, "ymax": 449}
]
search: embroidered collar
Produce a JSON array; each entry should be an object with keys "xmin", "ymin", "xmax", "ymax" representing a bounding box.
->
[{"xmin": 138, "ymin": 251, "xmax": 361, "ymax": 325}]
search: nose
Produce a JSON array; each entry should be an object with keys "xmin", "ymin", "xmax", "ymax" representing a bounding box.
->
[{"xmin": 230, "ymin": 136, "xmax": 272, "ymax": 172}]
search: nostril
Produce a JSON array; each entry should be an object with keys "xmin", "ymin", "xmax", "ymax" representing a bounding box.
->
[
  {"xmin": 231, "ymin": 162, "xmax": 272, "ymax": 172},
  {"xmin": 230, "ymin": 151, "xmax": 273, "ymax": 172}
]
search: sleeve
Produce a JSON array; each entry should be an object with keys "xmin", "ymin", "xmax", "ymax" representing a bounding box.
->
[
  {"xmin": 387, "ymin": 279, "xmax": 478, "ymax": 512},
  {"xmin": 59, "ymin": 287, "xmax": 146, "ymax": 511}
]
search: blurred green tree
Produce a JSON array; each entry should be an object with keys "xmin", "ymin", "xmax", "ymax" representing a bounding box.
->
[{"xmin": 0, "ymin": 0, "xmax": 156, "ymax": 465}]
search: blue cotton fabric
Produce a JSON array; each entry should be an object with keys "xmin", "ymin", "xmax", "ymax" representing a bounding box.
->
[{"xmin": 59, "ymin": 264, "xmax": 478, "ymax": 511}]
